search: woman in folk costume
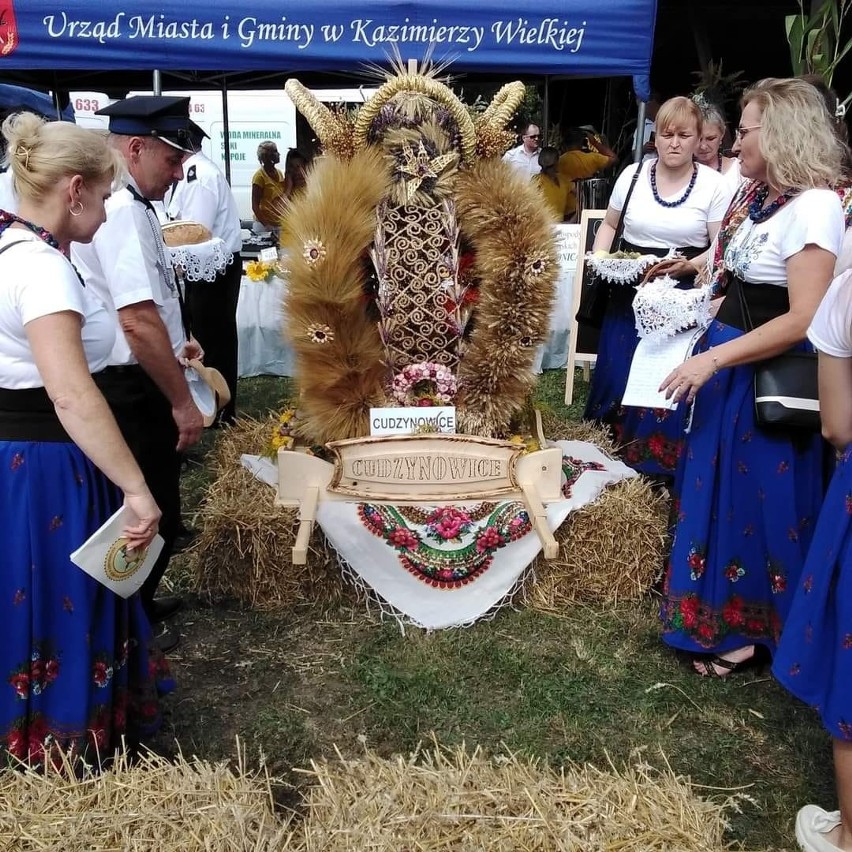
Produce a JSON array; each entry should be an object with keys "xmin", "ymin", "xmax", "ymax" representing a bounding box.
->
[
  {"xmin": 771, "ymin": 267, "xmax": 852, "ymax": 852},
  {"xmin": 658, "ymin": 78, "xmax": 846, "ymax": 677},
  {"xmin": 0, "ymin": 113, "xmax": 170, "ymax": 765},
  {"xmin": 583, "ymin": 96, "xmax": 731, "ymax": 478}
]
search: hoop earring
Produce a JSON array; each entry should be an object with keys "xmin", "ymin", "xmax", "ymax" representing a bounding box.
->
[{"xmin": 69, "ymin": 201, "xmax": 84, "ymax": 217}]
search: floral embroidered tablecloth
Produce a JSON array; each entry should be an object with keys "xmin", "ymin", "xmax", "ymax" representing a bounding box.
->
[{"xmin": 315, "ymin": 441, "xmax": 636, "ymax": 629}]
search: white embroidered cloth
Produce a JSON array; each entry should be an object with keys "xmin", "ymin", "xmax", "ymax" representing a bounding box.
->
[
  {"xmin": 242, "ymin": 441, "xmax": 636, "ymax": 630},
  {"xmin": 168, "ymin": 237, "xmax": 233, "ymax": 282},
  {"xmin": 584, "ymin": 251, "xmax": 663, "ymax": 285},
  {"xmin": 633, "ymin": 275, "xmax": 712, "ymax": 342}
]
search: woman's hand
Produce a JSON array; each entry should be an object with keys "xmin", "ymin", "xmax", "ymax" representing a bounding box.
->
[
  {"xmin": 659, "ymin": 351, "xmax": 717, "ymax": 404},
  {"xmin": 121, "ymin": 489, "xmax": 162, "ymax": 552},
  {"xmin": 641, "ymin": 258, "xmax": 698, "ymax": 283},
  {"xmin": 181, "ymin": 336, "xmax": 205, "ymax": 364}
]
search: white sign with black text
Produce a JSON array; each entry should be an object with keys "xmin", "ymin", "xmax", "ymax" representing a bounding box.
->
[{"xmin": 370, "ymin": 406, "xmax": 457, "ymax": 437}]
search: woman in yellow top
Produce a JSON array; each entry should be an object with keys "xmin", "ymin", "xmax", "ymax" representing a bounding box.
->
[
  {"xmin": 531, "ymin": 147, "xmax": 569, "ymax": 221},
  {"xmin": 251, "ymin": 140, "xmax": 285, "ymax": 231}
]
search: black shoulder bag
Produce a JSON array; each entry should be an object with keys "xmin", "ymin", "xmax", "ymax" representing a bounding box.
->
[
  {"xmin": 736, "ymin": 282, "xmax": 820, "ymax": 432},
  {"xmin": 575, "ymin": 164, "xmax": 642, "ymax": 329}
]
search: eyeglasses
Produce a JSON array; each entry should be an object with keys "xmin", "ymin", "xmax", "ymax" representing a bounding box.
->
[
  {"xmin": 735, "ymin": 124, "xmax": 761, "ymax": 140},
  {"xmin": 524, "ymin": 134, "xmax": 541, "ymax": 140}
]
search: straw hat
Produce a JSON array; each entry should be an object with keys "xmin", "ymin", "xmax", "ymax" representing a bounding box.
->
[{"xmin": 185, "ymin": 359, "xmax": 231, "ymax": 427}]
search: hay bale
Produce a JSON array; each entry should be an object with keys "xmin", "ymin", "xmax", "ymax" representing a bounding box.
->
[
  {"xmin": 539, "ymin": 411, "xmax": 619, "ymax": 455},
  {"xmin": 190, "ymin": 417, "xmax": 346, "ymax": 610},
  {"xmin": 0, "ymin": 748, "xmax": 299, "ymax": 851},
  {"xmin": 298, "ymin": 742, "xmax": 741, "ymax": 851},
  {"xmin": 526, "ymin": 414, "xmax": 668, "ymax": 609},
  {"xmin": 529, "ymin": 474, "xmax": 669, "ymax": 610}
]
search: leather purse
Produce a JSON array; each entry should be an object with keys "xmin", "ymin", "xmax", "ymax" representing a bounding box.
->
[{"xmin": 736, "ymin": 282, "xmax": 820, "ymax": 432}]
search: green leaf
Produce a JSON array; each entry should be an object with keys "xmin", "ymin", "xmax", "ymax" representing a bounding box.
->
[{"xmin": 785, "ymin": 14, "xmax": 806, "ymax": 71}]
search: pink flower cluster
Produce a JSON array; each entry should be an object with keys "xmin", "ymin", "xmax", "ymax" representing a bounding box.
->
[
  {"xmin": 391, "ymin": 362, "xmax": 457, "ymax": 407},
  {"xmin": 426, "ymin": 506, "xmax": 472, "ymax": 541}
]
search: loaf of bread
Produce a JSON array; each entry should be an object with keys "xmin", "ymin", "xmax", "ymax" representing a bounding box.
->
[{"xmin": 161, "ymin": 220, "xmax": 213, "ymax": 247}]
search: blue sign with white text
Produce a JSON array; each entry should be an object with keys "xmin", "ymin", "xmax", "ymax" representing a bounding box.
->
[{"xmin": 0, "ymin": 1, "xmax": 656, "ymax": 97}]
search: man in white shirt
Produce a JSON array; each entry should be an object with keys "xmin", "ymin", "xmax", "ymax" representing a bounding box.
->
[
  {"xmin": 168, "ymin": 122, "xmax": 243, "ymax": 424},
  {"xmin": 502, "ymin": 123, "xmax": 542, "ymax": 178},
  {"xmin": 73, "ymin": 96, "xmax": 204, "ymax": 649}
]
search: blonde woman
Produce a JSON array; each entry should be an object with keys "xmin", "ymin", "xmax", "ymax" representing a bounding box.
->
[
  {"xmin": 0, "ymin": 113, "xmax": 169, "ymax": 764},
  {"xmin": 659, "ymin": 79, "xmax": 846, "ymax": 678},
  {"xmin": 695, "ymin": 102, "xmax": 737, "ymax": 175},
  {"xmin": 584, "ymin": 96, "xmax": 731, "ymax": 477}
]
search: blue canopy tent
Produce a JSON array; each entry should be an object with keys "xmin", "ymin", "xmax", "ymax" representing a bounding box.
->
[
  {"xmin": 2, "ymin": 1, "xmax": 656, "ymax": 98},
  {"xmin": 1, "ymin": 1, "xmax": 657, "ymax": 173},
  {"xmin": 0, "ymin": 84, "xmax": 74, "ymax": 121}
]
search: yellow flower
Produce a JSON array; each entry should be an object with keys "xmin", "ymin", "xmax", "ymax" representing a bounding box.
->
[{"xmin": 246, "ymin": 260, "xmax": 273, "ymax": 282}]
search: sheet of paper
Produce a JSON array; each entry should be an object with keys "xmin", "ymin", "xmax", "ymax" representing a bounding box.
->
[{"xmin": 622, "ymin": 327, "xmax": 705, "ymax": 410}]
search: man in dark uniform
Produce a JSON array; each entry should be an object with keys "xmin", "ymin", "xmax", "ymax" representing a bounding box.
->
[
  {"xmin": 167, "ymin": 122, "xmax": 243, "ymax": 425},
  {"xmin": 73, "ymin": 96, "xmax": 205, "ymax": 652}
]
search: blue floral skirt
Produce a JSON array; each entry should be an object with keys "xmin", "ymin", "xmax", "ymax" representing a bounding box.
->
[
  {"xmin": 0, "ymin": 440, "xmax": 174, "ymax": 765},
  {"xmin": 773, "ymin": 446, "xmax": 852, "ymax": 740},
  {"xmin": 659, "ymin": 321, "xmax": 824, "ymax": 655},
  {"xmin": 584, "ymin": 284, "xmax": 690, "ymax": 476}
]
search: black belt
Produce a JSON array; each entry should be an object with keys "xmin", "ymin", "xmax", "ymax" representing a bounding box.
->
[
  {"xmin": 0, "ymin": 386, "xmax": 72, "ymax": 442},
  {"xmin": 715, "ymin": 277, "xmax": 789, "ymax": 331}
]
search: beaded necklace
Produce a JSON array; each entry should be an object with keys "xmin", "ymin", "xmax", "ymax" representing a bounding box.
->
[
  {"xmin": 650, "ymin": 162, "xmax": 698, "ymax": 208},
  {"xmin": 0, "ymin": 210, "xmax": 60, "ymax": 250},
  {"xmin": 716, "ymin": 153, "xmax": 723, "ymax": 173},
  {"xmin": 748, "ymin": 184, "xmax": 797, "ymax": 223},
  {"xmin": 0, "ymin": 210, "xmax": 85, "ymax": 286}
]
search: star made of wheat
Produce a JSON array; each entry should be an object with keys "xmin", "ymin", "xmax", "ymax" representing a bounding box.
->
[{"xmin": 397, "ymin": 141, "xmax": 456, "ymax": 202}]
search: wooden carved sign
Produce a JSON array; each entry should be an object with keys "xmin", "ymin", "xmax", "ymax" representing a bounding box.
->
[
  {"xmin": 328, "ymin": 434, "xmax": 522, "ymax": 501},
  {"xmin": 277, "ymin": 433, "xmax": 564, "ymax": 565}
]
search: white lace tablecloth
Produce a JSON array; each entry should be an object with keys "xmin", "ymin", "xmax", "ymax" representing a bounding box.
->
[
  {"xmin": 237, "ymin": 274, "xmax": 296, "ymax": 377},
  {"xmin": 169, "ymin": 237, "xmax": 233, "ymax": 282}
]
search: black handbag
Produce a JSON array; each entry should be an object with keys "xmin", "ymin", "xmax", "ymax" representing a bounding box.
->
[
  {"xmin": 736, "ymin": 281, "xmax": 820, "ymax": 432},
  {"xmin": 575, "ymin": 165, "xmax": 641, "ymax": 329}
]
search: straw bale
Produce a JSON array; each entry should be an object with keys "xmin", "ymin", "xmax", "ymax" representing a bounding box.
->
[
  {"xmin": 297, "ymin": 742, "xmax": 740, "ymax": 851},
  {"xmin": 529, "ymin": 474, "xmax": 669, "ymax": 610},
  {"xmin": 526, "ymin": 413, "xmax": 668, "ymax": 609},
  {"xmin": 539, "ymin": 411, "xmax": 619, "ymax": 456},
  {"xmin": 0, "ymin": 747, "xmax": 300, "ymax": 851},
  {"xmin": 189, "ymin": 417, "xmax": 346, "ymax": 610}
]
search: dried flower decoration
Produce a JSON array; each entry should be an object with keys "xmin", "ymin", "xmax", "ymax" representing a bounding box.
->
[
  {"xmin": 524, "ymin": 256, "xmax": 549, "ymax": 278},
  {"xmin": 303, "ymin": 239, "xmax": 327, "ymax": 266},
  {"xmin": 306, "ymin": 323, "xmax": 334, "ymax": 344}
]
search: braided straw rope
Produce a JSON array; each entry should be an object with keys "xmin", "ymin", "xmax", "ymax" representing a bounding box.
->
[
  {"xmin": 353, "ymin": 73, "xmax": 476, "ymax": 165},
  {"xmin": 284, "ymin": 79, "xmax": 356, "ymax": 160},
  {"xmin": 480, "ymin": 82, "xmax": 526, "ymax": 129}
]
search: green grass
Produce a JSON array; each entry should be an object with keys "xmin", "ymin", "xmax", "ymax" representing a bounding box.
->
[{"xmin": 162, "ymin": 369, "xmax": 835, "ymax": 851}]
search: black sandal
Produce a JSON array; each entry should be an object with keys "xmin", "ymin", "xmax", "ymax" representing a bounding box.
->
[{"xmin": 695, "ymin": 645, "xmax": 770, "ymax": 678}]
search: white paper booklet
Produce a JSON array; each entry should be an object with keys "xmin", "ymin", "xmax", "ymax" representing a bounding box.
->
[
  {"xmin": 622, "ymin": 327, "xmax": 705, "ymax": 410},
  {"xmin": 70, "ymin": 506, "xmax": 164, "ymax": 599}
]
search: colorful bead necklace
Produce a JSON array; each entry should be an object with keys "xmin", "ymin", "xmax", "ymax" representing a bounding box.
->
[
  {"xmin": 748, "ymin": 184, "xmax": 797, "ymax": 223},
  {"xmin": 0, "ymin": 210, "xmax": 60, "ymax": 250},
  {"xmin": 650, "ymin": 162, "xmax": 698, "ymax": 208},
  {"xmin": 0, "ymin": 210, "xmax": 85, "ymax": 286}
]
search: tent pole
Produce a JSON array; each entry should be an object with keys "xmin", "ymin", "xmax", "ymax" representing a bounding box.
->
[
  {"xmin": 222, "ymin": 77, "xmax": 232, "ymax": 186},
  {"xmin": 542, "ymin": 76, "xmax": 550, "ymax": 146},
  {"xmin": 633, "ymin": 100, "xmax": 647, "ymax": 163},
  {"xmin": 153, "ymin": 70, "xmax": 162, "ymax": 96}
]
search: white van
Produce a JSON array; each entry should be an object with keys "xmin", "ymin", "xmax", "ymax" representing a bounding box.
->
[{"xmin": 71, "ymin": 88, "xmax": 375, "ymax": 220}]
